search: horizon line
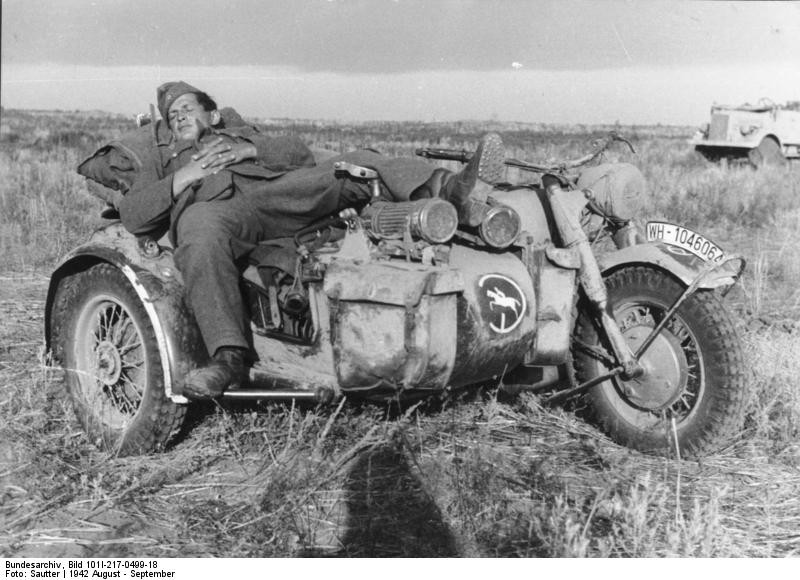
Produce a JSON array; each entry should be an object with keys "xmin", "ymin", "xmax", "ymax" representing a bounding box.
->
[{"xmin": 0, "ymin": 106, "xmax": 700, "ymax": 130}]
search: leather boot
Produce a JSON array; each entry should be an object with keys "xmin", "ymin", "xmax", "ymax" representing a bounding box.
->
[
  {"xmin": 182, "ymin": 347, "xmax": 247, "ymax": 400},
  {"xmin": 439, "ymin": 133, "xmax": 506, "ymax": 226}
]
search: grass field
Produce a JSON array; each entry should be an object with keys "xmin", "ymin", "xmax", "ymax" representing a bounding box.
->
[{"xmin": 1, "ymin": 109, "xmax": 799, "ymax": 557}]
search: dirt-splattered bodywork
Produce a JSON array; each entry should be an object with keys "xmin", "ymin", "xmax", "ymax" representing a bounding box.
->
[{"xmin": 45, "ymin": 226, "xmax": 204, "ymax": 403}]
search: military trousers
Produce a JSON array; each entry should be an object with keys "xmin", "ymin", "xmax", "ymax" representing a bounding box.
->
[{"xmin": 173, "ymin": 151, "xmax": 439, "ymax": 357}]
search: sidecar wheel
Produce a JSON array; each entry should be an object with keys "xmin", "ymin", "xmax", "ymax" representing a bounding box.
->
[
  {"xmin": 573, "ymin": 266, "xmax": 746, "ymax": 457},
  {"xmin": 51, "ymin": 263, "xmax": 186, "ymax": 455}
]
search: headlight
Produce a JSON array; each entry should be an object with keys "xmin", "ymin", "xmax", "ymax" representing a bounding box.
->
[{"xmin": 478, "ymin": 204, "xmax": 522, "ymax": 249}]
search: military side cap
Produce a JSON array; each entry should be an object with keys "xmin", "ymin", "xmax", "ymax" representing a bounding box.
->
[{"xmin": 157, "ymin": 81, "xmax": 202, "ymax": 121}]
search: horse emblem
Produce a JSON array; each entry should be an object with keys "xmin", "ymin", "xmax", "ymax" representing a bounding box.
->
[
  {"xmin": 478, "ymin": 274, "xmax": 526, "ymax": 334},
  {"xmin": 487, "ymin": 288, "xmax": 521, "ymax": 317}
]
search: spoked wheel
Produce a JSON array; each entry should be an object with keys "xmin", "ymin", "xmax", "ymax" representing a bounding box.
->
[
  {"xmin": 73, "ymin": 294, "xmax": 147, "ymax": 426},
  {"xmin": 51, "ymin": 263, "xmax": 186, "ymax": 455},
  {"xmin": 573, "ymin": 266, "xmax": 746, "ymax": 457}
]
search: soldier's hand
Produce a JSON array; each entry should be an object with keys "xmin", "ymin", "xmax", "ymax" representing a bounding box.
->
[
  {"xmin": 171, "ymin": 160, "xmax": 210, "ymax": 198},
  {"xmin": 193, "ymin": 137, "xmax": 257, "ymax": 173}
]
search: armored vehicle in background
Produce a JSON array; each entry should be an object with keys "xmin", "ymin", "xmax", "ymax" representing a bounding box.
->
[{"xmin": 691, "ymin": 99, "xmax": 800, "ymax": 167}]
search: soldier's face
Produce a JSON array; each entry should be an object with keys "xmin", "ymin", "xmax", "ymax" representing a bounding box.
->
[{"xmin": 168, "ymin": 93, "xmax": 217, "ymax": 141}]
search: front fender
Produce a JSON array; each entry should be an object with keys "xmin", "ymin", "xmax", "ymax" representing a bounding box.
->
[
  {"xmin": 45, "ymin": 224, "xmax": 203, "ymax": 403},
  {"xmin": 598, "ymin": 241, "xmax": 743, "ymax": 290}
]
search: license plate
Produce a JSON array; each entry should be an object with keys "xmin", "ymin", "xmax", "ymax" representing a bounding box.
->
[{"xmin": 646, "ymin": 221, "xmax": 725, "ymax": 263}]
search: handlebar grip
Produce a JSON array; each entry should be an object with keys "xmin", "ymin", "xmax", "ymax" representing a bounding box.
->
[{"xmin": 414, "ymin": 148, "xmax": 473, "ymax": 163}]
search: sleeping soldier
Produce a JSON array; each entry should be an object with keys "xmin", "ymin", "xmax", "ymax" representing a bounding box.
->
[{"xmin": 80, "ymin": 81, "xmax": 507, "ymax": 400}]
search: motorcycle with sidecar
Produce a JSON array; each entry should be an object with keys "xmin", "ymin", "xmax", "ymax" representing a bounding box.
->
[{"xmin": 45, "ymin": 133, "xmax": 747, "ymax": 457}]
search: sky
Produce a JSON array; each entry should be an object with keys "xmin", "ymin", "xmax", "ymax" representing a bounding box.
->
[{"xmin": 2, "ymin": 0, "xmax": 800, "ymax": 125}]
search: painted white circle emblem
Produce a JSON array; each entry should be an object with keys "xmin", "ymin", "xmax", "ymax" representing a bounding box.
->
[{"xmin": 478, "ymin": 274, "xmax": 526, "ymax": 334}]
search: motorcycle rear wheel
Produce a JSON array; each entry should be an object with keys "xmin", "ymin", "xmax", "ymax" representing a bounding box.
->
[
  {"xmin": 51, "ymin": 263, "xmax": 186, "ymax": 455},
  {"xmin": 573, "ymin": 266, "xmax": 746, "ymax": 457}
]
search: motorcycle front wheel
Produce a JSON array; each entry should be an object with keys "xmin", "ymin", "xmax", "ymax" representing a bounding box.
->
[
  {"xmin": 573, "ymin": 266, "xmax": 746, "ymax": 457},
  {"xmin": 50, "ymin": 263, "xmax": 186, "ymax": 455}
]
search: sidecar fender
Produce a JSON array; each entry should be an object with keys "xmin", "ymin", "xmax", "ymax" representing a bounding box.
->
[
  {"xmin": 45, "ymin": 226, "xmax": 202, "ymax": 403},
  {"xmin": 597, "ymin": 242, "xmax": 741, "ymax": 290}
]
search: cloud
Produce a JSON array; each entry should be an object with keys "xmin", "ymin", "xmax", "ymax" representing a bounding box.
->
[
  {"xmin": 3, "ymin": 1, "xmax": 798, "ymax": 124},
  {"xmin": 3, "ymin": 0, "xmax": 799, "ymax": 73}
]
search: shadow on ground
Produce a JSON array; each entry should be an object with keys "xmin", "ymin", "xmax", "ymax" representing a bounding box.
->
[{"xmin": 329, "ymin": 443, "xmax": 459, "ymax": 557}]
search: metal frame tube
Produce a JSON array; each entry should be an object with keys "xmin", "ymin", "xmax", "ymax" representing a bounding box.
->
[{"xmin": 222, "ymin": 389, "xmax": 326, "ymax": 401}]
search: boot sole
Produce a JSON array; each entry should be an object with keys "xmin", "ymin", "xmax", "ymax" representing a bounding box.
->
[{"xmin": 477, "ymin": 133, "xmax": 505, "ymax": 185}]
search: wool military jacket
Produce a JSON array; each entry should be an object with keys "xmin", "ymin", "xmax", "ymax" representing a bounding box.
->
[{"xmin": 79, "ymin": 116, "xmax": 316, "ymax": 236}]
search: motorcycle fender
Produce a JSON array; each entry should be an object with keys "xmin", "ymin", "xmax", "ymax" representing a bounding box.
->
[
  {"xmin": 46, "ymin": 242, "xmax": 203, "ymax": 404},
  {"xmin": 598, "ymin": 242, "xmax": 739, "ymax": 289}
]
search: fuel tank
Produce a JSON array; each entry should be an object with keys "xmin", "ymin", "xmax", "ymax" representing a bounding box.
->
[{"xmin": 446, "ymin": 244, "xmax": 537, "ymax": 387}]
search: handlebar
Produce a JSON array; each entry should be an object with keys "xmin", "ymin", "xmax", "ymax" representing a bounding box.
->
[{"xmin": 415, "ymin": 131, "xmax": 636, "ymax": 175}]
